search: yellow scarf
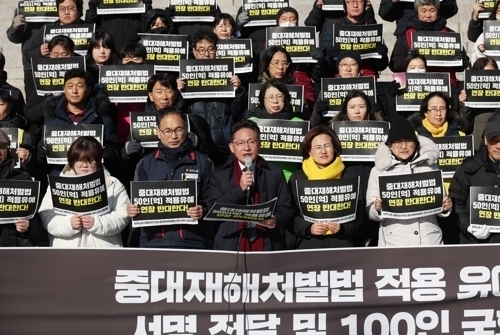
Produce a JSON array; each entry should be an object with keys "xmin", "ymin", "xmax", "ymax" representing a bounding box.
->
[
  {"xmin": 423, "ymin": 118, "xmax": 448, "ymax": 137},
  {"xmin": 302, "ymin": 156, "xmax": 345, "ymax": 180}
]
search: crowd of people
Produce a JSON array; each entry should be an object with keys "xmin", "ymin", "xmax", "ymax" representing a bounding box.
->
[{"xmin": 1, "ymin": 0, "xmax": 500, "ymax": 249}]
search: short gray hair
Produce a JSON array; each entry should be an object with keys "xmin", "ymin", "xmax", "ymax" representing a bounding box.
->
[{"xmin": 414, "ymin": 0, "xmax": 440, "ymax": 11}]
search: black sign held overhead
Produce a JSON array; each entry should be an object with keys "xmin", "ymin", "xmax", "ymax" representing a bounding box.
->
[
  {"xmin": 204, "ymin": 197, "xmax": 278, "ymax": 224},
  {"xmin": 322, "ymin": 0, "xmax": 343, "ymax": 11},
  {"xmin": 97, "ymin": 0, "xmax": 146, "ymax": 14},
  {"xmin": 332, "ymin": 121, "xmax": 390, "ymax": 162},
  {"xmin": 321, "ymin": 77, "xmax": 377, "ymax": 117},
  {"xmin": 242, "ymin": 0, "xmax": 289, "ymax": 27},
  {"xmin": 18, "ymin": 1, "xmax": 58, "ymax": 22},
  {"xmin": 139, "ymin": 34, "xmax": 189, "ymax": 72},
  {"xmin": 479, "ymin": 0, "xmax": 496, "ymax": 19},
  {"xmin": 179, "ymin": 59, "xmax": 235, "ymax": 99},
  {"xmin": 248, "ymin": 83, "xmax": 304, "ymax": 113},
  {"xmin": 99, "ymin": 64, "xmax": 154, "ymax": 103},
  {"xmin": 333, "ymin": 24, "xmax": 383, "ymax": 59},
  {"xmin": 168, "ymin": 0, "xmax": 217, "ymax": 22},
  {"xmin": 31, "ymin": 57, "xmax": 85, "ymax": 96},
  {"xmin": 432, "ymin": 136, "xmax": 474, "ymax": 178},
  {"xmin": 2, "ymin": 128, "xmax": 23, "ymax": 169},
  {"xmin": 130, "ymin": 112, "xmax": 158, "ymax": 148},
  {"xmin": 48, "ymin": 169, "xmax": 109, "ymax": 216},
  {"xmin": 130, "ymin": 180, "xmax": 197, "ymax": 228},
  {"xmin": 216, "ymin": 39, "xmax": 253, "ymax": 74},
  {"xmin": 44, "ymin": 24, "xmax": 95, "ymax": 56},
  {"xmin": 266, "ymin": 27, "xmax": 317, "ymax": 63},
  {"xmin": 470, "ymin": 186, "xmax": 500, "ymax": 233},
  {"xmin": 379, "ymin": 170, "xmax": 444, "ymax": 220},
  {"xmin": 411, "ymin": 31, "xmax": 462, "ymax": 67},
  {"xmin": 296, "ymin": 177, "xmax": 359, "ymax": 224},
  {"xmin": 483, "ymin": 21, "xmax": 500, "ymax": 57},
  {"xmin": 0, "ymin": 180, "xmax": 40, "ymax": 224},
  {"xmin": 254, "ymin": 119, "xmax": 309, "ymax": 163},
  {"xmin": 464, "ymin": 70, "xmax": 500, "ymax": 108},
  {"xmin": 43, "ymin": 125, "xmax": 104, "ymax": 165},
  {"xmin": 396, "ymin": 72, "xmax": 451, "ymax": 111}
]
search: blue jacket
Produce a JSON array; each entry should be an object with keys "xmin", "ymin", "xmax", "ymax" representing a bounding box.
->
[{"xmin": 135, "ymin": 142, "xmax": 213, "ymax": 249}]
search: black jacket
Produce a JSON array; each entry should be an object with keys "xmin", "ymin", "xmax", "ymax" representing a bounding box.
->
[
  {"xmin": 449, "ymin": 146, "xmax": 500, "ymax": 244},
  {"xmin": 206, "ymin": 155, "xmax": 295, "ymax": 251},
  {"xmin": 408, "ymin": 113, "xmax": 467, "ymax": 137},
  {"xmin": 467, "ymin": 17, "xmax": 483, "ymax": 43},
  {"xmin": 0, "ymin": 71, "xmax": 25, "ymax": 117}
]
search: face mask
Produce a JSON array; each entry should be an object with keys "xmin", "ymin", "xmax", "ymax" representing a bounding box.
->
[
  {"xmin": 279, "ymin": 22, "xmax": 296, "ymax": 27},
  {"xmin": 407, "ymin": 68, "xmax": 426, "ymax": 73}
]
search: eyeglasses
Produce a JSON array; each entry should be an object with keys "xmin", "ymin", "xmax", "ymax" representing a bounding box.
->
[
  {"xmin": 75, "ymin": 160, "xmax": 96, "ymax": 167},
  {"xmin": 339, "ymin": 62, "xmax": 358, "ymax": 70},
  {"xmin": 270, "ymin": 61, "xmax": 290, "ymax": 68},
  {"xmin": 195, "ymin": 46, "xmax": 216, "ymax": 54},
  {"xmin": 59, "ymin": 6, "xmax": 77, "ymax": 13},
  {"xmin": 391, "ymin": 140, "xmax": 416, "ymax": 148},
  {"xmin": 158, "ymin": 127, "xmax": 185, "ymax": 137},
  {"xmin": 0, "ymin": 144, "xmax": 9, "ymax": 152},
  {"xmin": 312, "ymin": 144, "xmax": 333, "ymax": 152},
  {"xmin": 346, "ymin": 0, "xmax": 364, "ymax": 6},
  {"xmin": 427, "ymin": 107, "xmax": 447, "ymax": 115},
  {"xmin": 264, "ymin": 94, "xmax": 285, "ymax": 102},
  {"xmin": 233, "ymin": 140, "xmax": 259, "ymax": 148}
]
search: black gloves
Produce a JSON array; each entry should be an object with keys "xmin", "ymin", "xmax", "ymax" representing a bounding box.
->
[
  {"xmin": 124, "ymin": 140, "xmax": 143, "ymax": 156},
  {"xmin": 310, "ymin": 47, "xmax": 323, "ymax": 62},
  {"xmin": 386, "ymin": 80, "xmax": 402, "ymax": 97},
  {"xmin": 102, "ymin": 145, "xmax": 116, "ymax": 160},
  {"xmin": 315, "ymin": 100, "xmax": 330, "ymax": 117}
]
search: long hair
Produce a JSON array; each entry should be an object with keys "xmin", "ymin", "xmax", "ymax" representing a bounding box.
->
[{"xmin": 333, "ymin": 90, "xmax": 377, "ymax": 121}]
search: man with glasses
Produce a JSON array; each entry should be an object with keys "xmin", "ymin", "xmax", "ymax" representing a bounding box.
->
[
  {"xmin": 206, "ymin": 120, "xmax": 295, "ymax": 251},
  {"xmin": 127, "ymin": 107, "xmax": 213, "ymax": 249}
]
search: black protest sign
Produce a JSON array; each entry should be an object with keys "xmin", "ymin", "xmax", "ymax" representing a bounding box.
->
[
  {"xmin": 243, "ymin": 0, "xmax": 290, "ymax": 27},
  {"xmin": 396, "ymin": 72, "xmax": 451, "ymax": 111},
  {"xmin": 332, "ymin": 121, "xmax": 390, "ymax": 161},
  {"xmin": 48, "ymin": 169, "xmax": 109, "ymax": 216},
  {"xmin": 411, "ymin": 31, "xmax": 462, "ymax": 67},
  {"xmin": 254, "ymin": 119, "xmax": 309, "ymax": 163},
  {"xmin": 321, "ymin": 76, "xmax": 377, "ymax": 117},
  {"xmin": 169, "ymin": 0, "xmax": 216, "ymax": 22},
  {"xmin": 247, "ymin": 83, "xmax": 304, "ymax": 113},
  {"xmin": 139, "ymin": 34, "xmax": 189, "ymax": 72},
  {"xmin": 470, "ymin": 186, "xmax": 500, "ymax": 232},
  {"xmin": 296, "ymin": 177, "xmax": 359, "ymax": 224},
  {"xmin": 483, "ymin": 21, "xmax": 500, "ymax": 56},
  {"xmin": 379, "ymin": 170, "xmax": 444, "ymax": 219},
  {"xmin": 0, "ymin": 180, "xmax": 40, "ymax": 224},
  {"xmin": 432, "ymin": 136, "xmax": 474, "ymax": 178},
  {"xmin": 179, "ymin": 59, "xmax": 235, "ymax": 99},
  {"xmin": 2, "ymin": 127, "xmax": 23, "ymax": 169},
  {"xmin": 204, "ymin": 197, "xmax": 277, "ymax": 224},
  {"xmin": 266, "ymin": 27, "xmax": 317, "ymax": 63},
  {"xmin": 43, "ymin": 125, "xmax": 104, "ymax": 165},
  {"xmin": 31, "ymin": 57, "xmax": 85, "ymax": 96},
  {"xmin": 216, "ymin": 39, "xmax": 253, "ymax": 73},
  {"xmin": 322, "ymin": 0, "xmax": 343, "ymax": 11},
  {"xmin": 18, "ymin": 1, "xmax": 58, "ymax": 22},
  {"xmin": 99, "ymin": 64, "xmax": 154, "ymax": 103},
  {"xmin": 130, "ymin": 112, "xmax": 158, "ymax": 148},
  {"xmin": 464, "ymin": 70, "xmax": 500, "ymax": 108},
  {"xmin": 44, "ymin": 24, "xmax": 95, "ymax": 56},
  {"xmin": 333, "ymin": 24, "xmax": 383, "ymax": 59},
  {"xmin": 130, "ymin": 180, "xmax": 197, "ymax": 228},
  {"xmin": 479, "ymin": 0, "xmax": 496, "ymax": 19},
  {"xmin": 97, "ymin": 0, "xmax": 146, "ymax": 14}
]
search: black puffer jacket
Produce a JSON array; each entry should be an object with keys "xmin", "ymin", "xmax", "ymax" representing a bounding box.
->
[
  {"xmin": 144, "ymin": 8, "xmax": 175, "ymax": 34},
  {"xmin": 408, "ymin": 113, "xmax": 468, "ymax": 138}
]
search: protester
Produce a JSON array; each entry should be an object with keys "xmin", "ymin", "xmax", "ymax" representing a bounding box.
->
[
  {"xmin": 206, "ymin": 120, "xmax": 295, "ymax": 251},
  {"xmin": 213, "ymin": 13, "xmax": 239, "ymax": 39},
  {"xmin": 165, "ymin": 4, "xmax": 221, "ymax": 37},
  {"xmin": 144, "ymin": 8, "xmax": 175, "ymax": 34},
  {"xmin": 0, "ymin": 52, "xmax": 25, "ymax": 117},
  {"xmin": 126, "ymin": 107, "xmax": 213, "ymax": 249},
  {"xmin": 467, "ymin": 0, "xmax": 496, "ymax": 42},
  {"xmin": 85, "ymin": 30, "xmax": 120, "ymax": 86},
  {"xmin": 39, "ymin": 136, "xmax": 129, "ymax": 247}
]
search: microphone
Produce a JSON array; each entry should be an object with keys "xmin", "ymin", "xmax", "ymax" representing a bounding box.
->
[{"xmin": 244, "ymin": 157, "xmax": 253, "ymax": 192}]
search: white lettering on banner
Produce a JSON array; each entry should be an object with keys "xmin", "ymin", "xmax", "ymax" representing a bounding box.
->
[
  {"xmin": 457, "ymin": 266, "xmax": 500, "ymax": 299},
  {"xmin": 293, "ymin": 314, "xmax": 326, "ymax": 334},
  {"xmin": 209, "ymin": 314, "xmax": 280, "ymax": 335},
  {"xmin": 134, "ymin": 315, "xmax": 197, "ymax": 335},
  {"xmin": 462, "ymin": 309, "xmax": 499, "ymax": 334}
]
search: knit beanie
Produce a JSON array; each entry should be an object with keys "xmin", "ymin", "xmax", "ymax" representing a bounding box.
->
[
  {"xmin": 336, "ymin": 51, "xmax": 362, "ymax": 71},
  {"xmin": 386, "ymin": 117, "xmax": 419, "ymax": 145},
  {"xmin": 276, "ymin": 7, "xmax": 299, "ymax": 25}
]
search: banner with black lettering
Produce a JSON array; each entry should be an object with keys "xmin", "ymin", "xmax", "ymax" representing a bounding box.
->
[
  {"xmin": 130, "ymin": 180, "xmax": 197, "ymax": 228},
  {"xmin": 169, "ymin": 0, "xmax": 216, "ymax": 22},
  {"xmin": 96, "ymin": 0, "xmax": 146, "ymax": 14},
  {"xmin": 333, "ymin": 24, "xmax": 383, "ymax": 59},
  {"xmin": 266, "ymin": 26, "xmax": 317, "ymax": 63},
  {"xmin": 396, "ymin": 72, "xmax": 451, "ymax": 111},
  {"xmin": 322, "ymin": 0, "xmax": 343, "ymax": 11},
  {"xmin": 18, "ymin": 1, "xmax": 58, "ymax": 22},
  {"xmin": 464, "ymin": 70, "xmax": 500, "ymax": 108},
  {"xmin": 479, "ymin": 0, "xmax": 496, "ymax": 19},
  {"xmin": 43, "ymin": 125, "xmax": 104, "ymax": 165},
  {"xmin": 204, "ymin": 197, "xmax": 277, "ymax": 224},
  {"xmin": 379, "ymin": 170, "xmax": 444, "ymax": 219},
  {"xmin": 43, "ymin": 24, "xmax": 95, "ymax": 56},
  {"xmin": 216, "ymin": 39, "xmax": 253, "ymax": 73},
  {"xmin": 179, "ymin": 59, "xmax": 235, "ymax": 98},
  {"xmin": 254, "ymin": 119, "xmax": 309, "ymax": 162},
  {"xmin": 139, "ymin": 34, "xmax": 189, "ymax": 72},
  {"xmin": 2, "ymin": 127, "xmax": 23, "ymax": 169},
  {"xmin": 31, "ymin": 57, "xmax": 85, "ymax": 96},
  {"xmin": 321, "ymin": 76, "xmax": 377, "ymax": 116},
  {"xmin": 470, "ymin": 186, "xmax": 500, "ymax": 232},
  {"xmin": 411, "ymin": 31, "xmax": 462, "ymax": 67},
  {"xmin": 129, "ymin": 112, "xmax": 158, "ymax": 148},
  {"xmin": 0, "ymin": 180, "xmax": 39, "ymax": 224},
  {"xmin": 296, "ymin": 177, "xmax": 359, "ymax": 223},
  {"xmin": 243, "ymin": 0, "xmax": 289, "ymax": 26},
  {"xmin": 247, "ymin": 83, "xmax": 304, "ymax": 113},
  {"xmin": 432, "ymin": 136, "xmax": 474, "ymax": 178},
  {"xmin": 99, "ymin": 64, "xmax": 154, "ymax": 103},
  {"xmin": 332, "ymin": 121, "xmax": 390, "ymax": 161}
]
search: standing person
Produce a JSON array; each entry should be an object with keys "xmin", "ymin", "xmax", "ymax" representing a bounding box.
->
[
  {"xmin": 39, "ymin": 136, "xmax": 129, "ymax": 247},
  {"xmin": 213, "ymin": 14, "xmax": 239, "ymax": 39},
  {"xmin": 126, "ymin": 107, "xmax": 213, "ymax": 249},
  {"xmin": 0, "ymin": 52, "xmax": 25, "ymax": 117},
  {"xmin": 206, "ymin": 120, "xmax": 295, "ymax": 251},
  {"xmin": 469, "ymin": 1, "xmax": 500, "ymax": 64},
  {"xmin": 467, "ymin": 0, "xmax": 495, "ymax": 43}
]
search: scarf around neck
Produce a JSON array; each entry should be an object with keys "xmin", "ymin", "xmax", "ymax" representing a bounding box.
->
[
  {"xmin": 302, "ymin": 156, "xmax": 345, "ymax": 180},
  {"xmin": 423, "ymin": 118, "xmax": 448, "ymax": 137}
]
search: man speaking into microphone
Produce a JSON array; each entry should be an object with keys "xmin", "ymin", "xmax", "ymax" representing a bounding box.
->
[{"xmin": 206, "ymin": 120, "xmax": 295, "ymax": 251}]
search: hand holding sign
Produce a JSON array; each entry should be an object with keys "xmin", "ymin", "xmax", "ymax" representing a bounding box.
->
[
  {"xmin": 12, "ymin": 15, "xmax": 25, "ymax": 29},
  {"xmin": 40, "ymin": 43, "xmax": 49, "ymax": 57},
  {"xmin": 230, "ymin": 75, "xmax": 241, "ymax": 90},
  {"xmin": 374, "ymin": 197, "xmax": 382, "ymax": 212},
  {"xmin": 260, "ymin": 215, "xmax": 276, "ymax": 229},
  {"xmin": 71, "ymin": 214, "xmax": 83, "ymax": 230},
  {"xmin": 81, "ymin": 216, "xmax": 95, "ymax": 230},
  {"xmin": 187, "ymin": 205, "xmax": 204, "ymax": 220},
  {"xmin": 442, "ymin": 196, "xmax": 452, "ymax": 212},
  {"xmin": 126, "ymin": 203, "xmax": 140, "ymax": 218},
  {"xmin": 16, "ymin": 148, "xmax": 30, "ymax": 163},
  {"xmin": 15, "ymin": 219, "xmax": 30, "ymax": 233}
]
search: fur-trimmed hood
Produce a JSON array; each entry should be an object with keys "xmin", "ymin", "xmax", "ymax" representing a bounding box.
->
[
  {"xmin": 43, "ymin": 90, "xmax": 113, "ymax": 121},
  {"xmin": 408, "ymin": 112, "xmax": 468, "ymax": 136}
]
